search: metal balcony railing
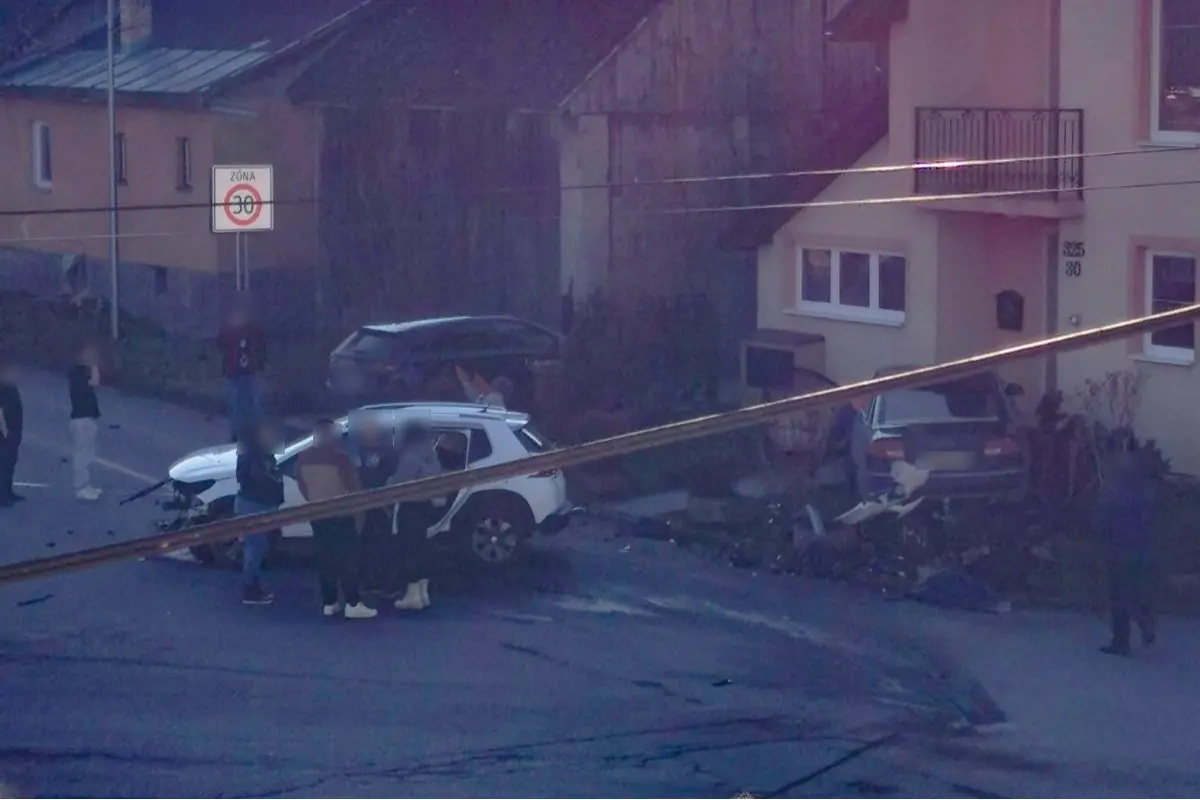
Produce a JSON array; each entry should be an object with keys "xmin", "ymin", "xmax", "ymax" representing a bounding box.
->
[{"xmin": 914, "ymin": 107, "xmax": 1084, "ymax": 200}]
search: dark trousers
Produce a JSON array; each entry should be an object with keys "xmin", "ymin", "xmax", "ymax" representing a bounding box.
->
[
  {"xmin": 0, "ymin": 438, "xmax": 19, "ymax": 499},
  {"xmin": 360, "ymin": 508, "xmax": 395, "ymax": 591},
  {"xmin": 1108, "ymin": 552, "xmax": 1156, "ymax": 649},
  {"xmin": 393, "ymin": 502, "xmax": 438, "ymax": 585},
  {"xmin": 312, "ymin": 516, "xmax": 362, "ymax": 607}
]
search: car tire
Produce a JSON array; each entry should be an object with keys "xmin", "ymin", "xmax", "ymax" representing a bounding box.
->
[{"xmin": 454, "ymin": 493, "xmax": 535, "ymax": 568}]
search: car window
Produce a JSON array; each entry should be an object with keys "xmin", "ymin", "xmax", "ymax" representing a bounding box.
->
[
  {"xmin": 467, "ymin": 430, "xmax": 493, "ymax": 463},
  {"xmin": 433, "ymin": 429, "xmax": 470, "ymax": 471},
  {"xmin": 876, "ymin": 376, "xmax": 1001, "ymax": 424},
  {"xmin": 496, "ymin": 323, "xmax": 558, "ymax": 357},
  {"xmin": 514, "ymin": 424, "xmax": 548, "ymax": 453},
  {"xmin": 336, "ymin": 329, "xmax": 399, "ymax": 360}
]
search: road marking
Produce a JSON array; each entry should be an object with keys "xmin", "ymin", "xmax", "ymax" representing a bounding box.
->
[
  {"xmin": 24, "ymin": 434, "xmax": 160, "ymax": 484},
  {"xmin": 14, "ymin": 482, "xmax": 49, "ymax": 489},
  {"xmin": 548, "ymin": 596, "xmax": 656, "ymax": 616}
]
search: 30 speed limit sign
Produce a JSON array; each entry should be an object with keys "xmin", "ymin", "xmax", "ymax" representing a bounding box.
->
[{"xmin": 212, "ymin": 165, "xmax": 274, "ymax": 233}]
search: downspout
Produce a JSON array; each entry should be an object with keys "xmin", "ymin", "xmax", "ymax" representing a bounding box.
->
[{"xmin": 1044, "ymin": 0, "xmax": 1062, "ymax": 394}]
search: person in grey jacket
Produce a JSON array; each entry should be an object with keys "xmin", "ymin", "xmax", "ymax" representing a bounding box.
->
[
  {"xmin": 1095, "ymin": 432, "xmax": 1158, "ymax": 656},
  {"xmin": 391, "ymin": 422, "xmax": 444, "ymax": 610}
]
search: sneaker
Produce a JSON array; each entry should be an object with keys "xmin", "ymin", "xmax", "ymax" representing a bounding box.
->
[
  {"xmin": 76, "ymin": 487, "xmax": 101, "ymax": 501},
  {"xmin": 394, "ymin": 582, "xmax": 425, "ymax": 611},
  {"xmin": 243, "ymin": 586, "xmax": 274, "ymax": 605},
  {"xmin": 418, "ymin": 578, "xmax": 431, "ymax": 608},
  {"xmin": 322, "ymin": 603, "xmax": 344, "ymax": 617},
  {"xmin": 344, "ymin": 602, "xmax": 377, "ymax": 620}
]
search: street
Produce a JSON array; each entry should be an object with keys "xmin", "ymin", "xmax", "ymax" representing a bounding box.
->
[{"xmin": 2, "ymin": 371, "xmax": 1199, "ymax": 798}]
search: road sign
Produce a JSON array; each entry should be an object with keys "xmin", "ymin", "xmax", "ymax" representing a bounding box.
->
[{"xmin": 212, "ymin": 165, "xmax": 273, "ymax": 233}]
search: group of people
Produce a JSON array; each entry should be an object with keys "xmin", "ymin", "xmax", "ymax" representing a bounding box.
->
[
  {"xmin": 234, "ymin": 412, "xmax": 449, "ymax": 619},
  {"xmin": 0, "ymin": 341, "xmax": 104, "ymax": 508}
]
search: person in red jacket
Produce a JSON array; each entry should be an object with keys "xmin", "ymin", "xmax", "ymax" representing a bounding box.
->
[{"xmin": 217, "ymin": 302, "xmax": 267, "ymax": 443}]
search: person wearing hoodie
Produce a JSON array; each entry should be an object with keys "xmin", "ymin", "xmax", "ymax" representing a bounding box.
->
[
  {"xmin": 297, "ymin": 419, "xmax": 377, "ymax": 620},
  {"xmin": 235, "ymin": 420, "xmax": 284, "ymax": 605},
  {"xmin": 390, "ymin": 421, "xmax": 445, "ymax": 611},
  {"xmin": 1094, "ymin": 431, "xmax": 1158, "ymax": 656}
]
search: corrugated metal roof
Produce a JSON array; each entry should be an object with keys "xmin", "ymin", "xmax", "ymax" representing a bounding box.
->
[{"xmin": 0, "ymin": 46, "xmax": 269, "ymax": 93}]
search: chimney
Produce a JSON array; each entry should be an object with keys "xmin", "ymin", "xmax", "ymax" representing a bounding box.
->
[{"xmin": 120, "ymin": 0, "xmax": 152, "ymax": 49}]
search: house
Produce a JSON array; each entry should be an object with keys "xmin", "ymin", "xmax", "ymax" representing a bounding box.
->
[
  {"xmin": 286, "ymin": 0, "xmax": 663, "ymax": 330},
  {"xmin": 741, "ymin": 0, "xmax": 1200, "ymax": 473},
  {"xmin": 0, "ymin": 0, "xmax": 381, "ymax": 334},
  {"xmin": 287, "ymin": 0, "xmax": 879, "ymax": 373}
]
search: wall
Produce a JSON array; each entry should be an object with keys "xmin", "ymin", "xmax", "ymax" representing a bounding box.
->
[
  {"xmin": 0, "ymin": 96, "xmax": 217, "ymax": 270},
  {"xmin": 316, "ymin": 106, "xmax": 561, "ymax": 330},
  {"xmin": 756, "ymin": 137, "xmax": 939, "ymax": 383},
  {"xmin": 1055, "ymin": 0, "xmax": 1200, "ymax": 473}
]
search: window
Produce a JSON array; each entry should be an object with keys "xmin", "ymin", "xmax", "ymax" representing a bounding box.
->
[
  {"xmin": 115, "ymin": 132, "xmax": 128, "ymax": 185},
  {"xmin": 514, "ymin": 425, "xmax": 548, "ymax": 454},
  {"xmin": 1144, "ymin": 251, "xmax": 1196, "ymax": 362},
  {"xmin": 153, "ymin": 266, "xmax": 168, "ymax": 296},
  {"xmin": 31, "ymin": 121, "xmax": 51, "ymax": 188},
  {"xmin": 877, "ymin": 375, "xmax": 1002, "ymax": 425},
  {"xmin": 176, "ymin": 137, "xmax": 192, "ymax": 190},
  {"xmin": 335, "ymin": 328, "xmax": 399, "ymax": 360},
  {"xmin": 795, "ymin": 247, "xmax": 906, "ymax": 325},
  {"xmin": 466, "ymin": 430, "xmax": 493, "ymax": 463},
  {"xmin": 1152, "ymin": 0, "xmax": 1200, "ymax": 140}
]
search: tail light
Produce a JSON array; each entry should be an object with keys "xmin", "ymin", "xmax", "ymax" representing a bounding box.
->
[
  {"xmin": 532, "ymin": 469, "xmax": 560, "ymax": 478},
  {"xmin": 868, "ymin": 438, "xmax": 905, "ymax": 460},
  {"xmin": 984, "ymin": 437, "xmax": 1019, "ymax": 457}
]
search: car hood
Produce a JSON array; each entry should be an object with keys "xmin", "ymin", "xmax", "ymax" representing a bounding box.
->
[{"xmin": 168, "ymin": 444, "xmax": 238, "ymax": 482}]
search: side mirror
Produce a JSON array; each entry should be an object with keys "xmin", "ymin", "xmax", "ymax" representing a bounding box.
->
[{"xmin": 1004, "ymin": 383, "xmax": 1024, "ymax": 397}]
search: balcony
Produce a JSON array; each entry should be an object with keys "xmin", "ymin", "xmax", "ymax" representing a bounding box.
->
[{"xmin": 913, "ymin": 107, "xmax": 1084, "ymax": 218}]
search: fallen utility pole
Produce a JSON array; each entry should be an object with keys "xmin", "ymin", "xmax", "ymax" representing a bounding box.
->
[{"xmin": 1, "ymin": 304, "xmax": 1197, "ymax": 586}]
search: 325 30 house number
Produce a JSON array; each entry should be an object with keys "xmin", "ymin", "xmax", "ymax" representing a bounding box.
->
[{"xmin": 1062, "ymin": 240, "xmax": 1084, "ymax": 277}]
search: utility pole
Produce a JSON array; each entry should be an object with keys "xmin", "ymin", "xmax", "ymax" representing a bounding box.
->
[{"xmin": 106, "ymin": 0, "xmax": 120, "ymax": 339}]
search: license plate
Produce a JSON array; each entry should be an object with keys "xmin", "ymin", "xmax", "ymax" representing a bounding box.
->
[{"xmin": 915, "ymin": 451, "xmax": 975, "ymax": 471}]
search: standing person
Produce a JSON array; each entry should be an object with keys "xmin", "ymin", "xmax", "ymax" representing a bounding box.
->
[
  {"xmin": 68, "ymin": 342, "xmax": 102, "ymax": 501},
  {"xmin": 0, "ymin": 356, "xmax": 24, "ymax": 507},
  {"xmin": 297, "ymin": 419, "xmax": 377, "ymax": 620},
  {"xmin": 217, "ymin": 302, "xmax": 267, "ymax": 443},
  {"xmin": 349, "ymin": 411, "xmax": 399, "ymax": 595},
  {"xmin": 235, "ymin": 419, "xmax": 284, "ymax": 606},
  {"xmin": 1095, "ymin": 432, "xmax": 1159, "ymax": 656},
  {"xmin": 392, "ymin": 421, "xmax": 444, "ymax": 611}
]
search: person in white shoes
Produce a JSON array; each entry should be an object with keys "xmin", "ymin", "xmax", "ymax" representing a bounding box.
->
[
  {"xmin": 391, "ymin": 422, "xmax": 444, "ymax": 611},
  {"xmin": 68, "ymin": 342, "xmax": 102, "ymax": 501},
  {"xmin": 296, "ymin": 419, "xmax": 377, "ymax": 620}
]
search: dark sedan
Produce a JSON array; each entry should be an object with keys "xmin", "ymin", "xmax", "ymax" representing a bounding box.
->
[
  {"xmin": 828, "ymin": 368, "xmax": 1029, "ymax": 502},
  {"xmin": 326, "ymin": 315, "xmax": 563, "ymax": 412}
]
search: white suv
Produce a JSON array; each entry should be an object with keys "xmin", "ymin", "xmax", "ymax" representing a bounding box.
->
[{"xmin": 162, "ymin": 403, "xmax": 573, "ymax": 567}]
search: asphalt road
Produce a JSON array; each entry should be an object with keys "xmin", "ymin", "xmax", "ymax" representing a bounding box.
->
[{"xmin": 0, "ymin": 370, "xmax": 1192, "ymax": 798}]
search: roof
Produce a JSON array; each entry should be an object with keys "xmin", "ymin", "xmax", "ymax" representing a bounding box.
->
[
  {"xmin": 362, "ymin": 315, "xmax": 560, "ymax": 336},
  {"xmin": 0, "ymin": 0, "xmax": 378, "ymax": 98},
  {"xmin": 357, "ymin": 401, "xmax": 529, "ymax": 422},
  {"xmin": 0, "ymin": 46, "xmax": 270, "ymax": 94},
  {"xmin": 288, "ymin": 0, "xmax": 661, "ymax": 110}
]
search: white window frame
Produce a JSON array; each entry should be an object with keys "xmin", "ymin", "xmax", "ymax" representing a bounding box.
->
[
  {"xmin": 1143, "ymin": 249, "xmax": 1197, "ymax": 364},
  {"xmin": 31, "ymin": 120, "xmax": 51, "ymax": 189},
  {"xmin": 791, "ymin": 246, "xmax": 906, "ymax": 327},
  {"xmin": 1150, "ymin": 0, "xmax": 1200, "ymax": 144}
]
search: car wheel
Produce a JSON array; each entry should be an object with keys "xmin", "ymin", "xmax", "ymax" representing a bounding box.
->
[{"xmin": 457, "ymin": 494, "xmax": 534, "ymax": 567}]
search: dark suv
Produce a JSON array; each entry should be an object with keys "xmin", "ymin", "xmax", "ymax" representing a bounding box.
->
[{"xmin": 326, "ymin": 315, "xmax": 563, "ymax": 412}]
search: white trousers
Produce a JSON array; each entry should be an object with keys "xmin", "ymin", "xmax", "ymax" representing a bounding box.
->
[{"xmin": 70, "ymin": 417, "xmax": 98, "ymax": 490}]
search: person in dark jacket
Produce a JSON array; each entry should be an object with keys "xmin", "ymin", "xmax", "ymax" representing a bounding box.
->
[
  {"xmin": 0, "ymin": 356, "xmax": 24, "ymax": 507},
  {"xmin": 235, "ymin": 419, "xmax": 284, "ymax": 605},
  {"xmin": 1095, "ymin": 432, "xmax": 1158, "ymax": 656},
  {"xmin": 392, "ymin": 421, "xmax": 445, "ymax": 611},
  {"xmin": 217, "ymin": 303, "xmax": 267, "ymax": 443},
  {"xmin": 349, "ymin": 412, "xmax": 399, "ymax": 595}
]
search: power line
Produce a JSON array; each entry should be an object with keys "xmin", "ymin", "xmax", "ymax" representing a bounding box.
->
[
  {"xmin": 0, "ymin": 230, "xmax": 183, "ymax": 245},
  {"xmin": 0, "ymin": 143, "xmax": 1195, "ymax": 219}
]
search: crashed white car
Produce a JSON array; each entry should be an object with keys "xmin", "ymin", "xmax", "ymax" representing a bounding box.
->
[{"xmin": 161, "ymin": 403, "xmax": 573, "ymax": 567}]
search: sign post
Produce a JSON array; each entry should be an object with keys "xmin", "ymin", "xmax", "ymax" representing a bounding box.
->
[{"xmin": 212, "ymin": 165, "xmax": 273, "ymax": 292}]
